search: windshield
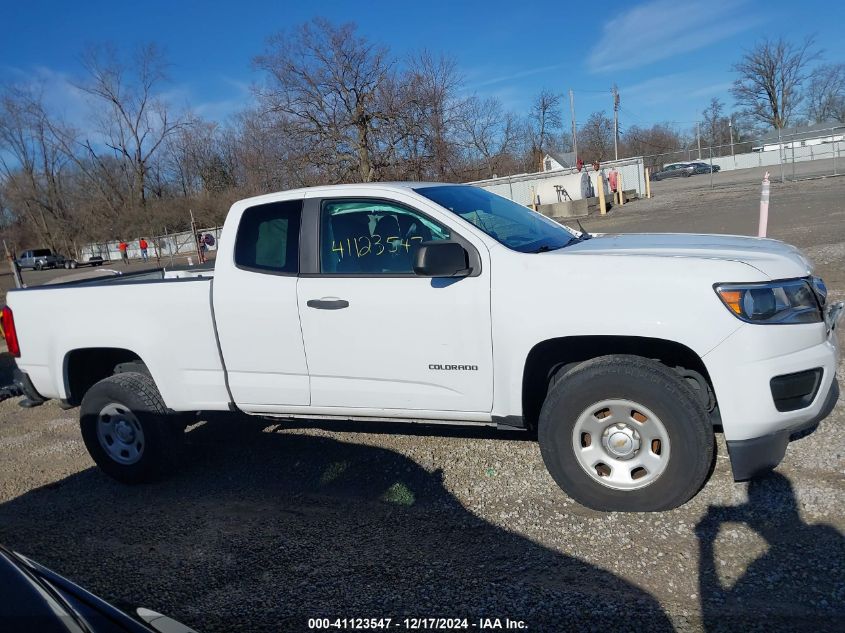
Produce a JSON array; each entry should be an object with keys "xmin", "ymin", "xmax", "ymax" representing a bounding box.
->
[{"xmin": 415, "ymin": 185, "xmax": 576, "ymax": 253}]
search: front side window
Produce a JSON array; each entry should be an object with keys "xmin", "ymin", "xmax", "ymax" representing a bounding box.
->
[
  {"xmin": 415, "ymin": 185, "xmax": 576, "ymax": 253},
  {"xmin": 321, "ymin": 200, "xmax": 450, "ymax": 274},
  {"xmin": 234, "ymin": 200, "xmax": 301, "ymax": 274}
]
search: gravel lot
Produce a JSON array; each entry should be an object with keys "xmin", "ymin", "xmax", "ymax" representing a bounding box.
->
[{"xmin": 0, "ymin": 176, "xmax": 843, "ymax": 632}]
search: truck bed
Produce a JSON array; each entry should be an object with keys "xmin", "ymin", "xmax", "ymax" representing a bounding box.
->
[
  {"xmin": 7, "ymin": 267, "xmax": 230, "ymax": 412},
  {"xmin": 39, "ymin": 265, "xmax": 215, "ymax": 289}
]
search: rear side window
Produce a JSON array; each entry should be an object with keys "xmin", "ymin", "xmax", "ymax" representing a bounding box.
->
[
  {"xmin": 234, "ymin": 200, "xmax": 301, "ymax": 274},
  {"xmin": 32, "ymin": 249, "xmax": 52, "ymax": 257}
]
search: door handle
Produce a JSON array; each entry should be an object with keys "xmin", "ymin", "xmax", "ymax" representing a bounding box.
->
[{"xmin": 306, "ymin": 298, "xmax": 349, "ymax": 310}]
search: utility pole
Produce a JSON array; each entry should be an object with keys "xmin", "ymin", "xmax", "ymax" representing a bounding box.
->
[
  {"xmin": 696, "ymin": 122, "xmax": 702, "ymax": 159},
  {"xmin": 728, "ymin": 117, "xmax": 735, "ymax": 156},
  {"xmin": 569, "ymin": 89, "xmax": 578, "ymax": 160},
  {"xmin": 3, "ymin": 240, "xmax": 23, "ymax": 289},
  {"xmin": 612, "ymin": 84, "xmax": 620, "ymax": 161}
]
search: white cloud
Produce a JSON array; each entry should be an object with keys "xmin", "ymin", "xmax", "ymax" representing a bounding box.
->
[
  {"xmin": 192, "ymin": 78, "xmax": 254, "ymax": 122},
  {"xmin": 468, "ymin": 63, "xmax": 566, "ymax": 89},
  {"xmin": 688, "ymin": 81, "xmax": 734, "ymax": 98},
  {"xmin": 1, "ymin": 66, "xmax": 88, "ymax": 123},
  {"xmin": 615, "ymin": 73, "xmax": 736, "ymax": 127},
  {"xmin": 2, "ymin": 64, "xmax": 251, "ymax": 132},
  {"xmin": 588, "ymin": 0, "xmax": 763, "ymax": 73}
]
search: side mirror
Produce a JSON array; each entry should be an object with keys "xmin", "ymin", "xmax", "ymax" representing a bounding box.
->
[{"xmin": 413, "ymin": 241, "xmax": 471, "ymax": 278}]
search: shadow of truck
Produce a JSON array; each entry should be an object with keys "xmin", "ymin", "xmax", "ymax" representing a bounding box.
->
[{"xmin": 0, "ymin": 417, "xmax": 674, "ymax": 632}]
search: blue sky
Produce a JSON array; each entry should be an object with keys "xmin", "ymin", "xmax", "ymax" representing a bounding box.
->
[{"xmin": 2, "ymin": 0, "xmax": 844, "ymax": 135}]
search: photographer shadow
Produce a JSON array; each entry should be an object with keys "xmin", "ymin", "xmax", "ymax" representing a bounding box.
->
[
  {"xmin": 0, "ymin": 417, "xmax": 675, "ymax": 632},
  {"xmin": 696, "ymin": 472, "xmax": 845, "ymax": 632}
]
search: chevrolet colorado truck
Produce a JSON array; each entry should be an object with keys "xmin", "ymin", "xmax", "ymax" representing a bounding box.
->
[{"xmin": 5, "ymin": 183, "xmax": 842, "ymax": 511}]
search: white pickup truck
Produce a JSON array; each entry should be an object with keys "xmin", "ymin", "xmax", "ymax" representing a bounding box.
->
[{"xmin": 5, "ymin": 183, "xmax": 841, "ymax": 511}]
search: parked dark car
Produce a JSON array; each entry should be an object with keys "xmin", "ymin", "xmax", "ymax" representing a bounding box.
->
[
  {"xmin": 0, "ymin": 546, "xmax": 198, "ymax": 633},
  {"xmin": 689, "ymin": 162, "xmax": 721, "ymax": 174},
  {"xmin": 650, "ymin": 163, "xmax": 694, "ymax": 180}
]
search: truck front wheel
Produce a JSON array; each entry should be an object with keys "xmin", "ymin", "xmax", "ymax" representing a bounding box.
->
[
  {"xmin": 80, "ymin": 372, "xmax": 183, "ymax": 484},
  {"xmin": 538, "ymin": 355, "xmax": 713, "ymax": 512}
]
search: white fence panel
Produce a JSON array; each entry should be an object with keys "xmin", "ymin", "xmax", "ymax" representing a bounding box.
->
[
  {"xmin": 80, "ymin": 226, "xmax": 222, "ymax": 263},
  {"xmin": 468, "ymin": 157, "xmax": 645, "ymax": 205}
]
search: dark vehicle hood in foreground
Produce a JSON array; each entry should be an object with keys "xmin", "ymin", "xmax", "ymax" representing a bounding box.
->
[{"xmin": 0, "ymin": 546, "xmax": 197, "ymax": 633}]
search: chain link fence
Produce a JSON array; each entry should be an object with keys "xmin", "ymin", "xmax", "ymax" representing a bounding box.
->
[
  {"xmin": 80, "ymin": 225, "xmax": 223, "ymax": 265},
  {"xmin": 642, "ymin": 125, "xmax": 845, "ymax": 183}
]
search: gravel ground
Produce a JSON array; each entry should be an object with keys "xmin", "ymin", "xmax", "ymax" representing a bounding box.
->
[{"xmin": 0, "ymin": 177, "xmax": 844, "ymax": 632}]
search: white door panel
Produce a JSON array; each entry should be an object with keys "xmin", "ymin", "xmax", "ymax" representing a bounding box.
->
[
  {"xmin": 214, "ymin": 274, "xmax": 310, "ymax": 407},
  {"xmin": 297, "ymin": 275, "xmax": 493, "ymax": 411},
  {"xmin": 212, "ymin": 198, "xmax": 310, "ymax": 409}
]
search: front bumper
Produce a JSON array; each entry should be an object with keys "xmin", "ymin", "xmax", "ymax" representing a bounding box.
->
[
  {"xmin": 704, "ymin": 303, "xmax": 841, "ymax": 481},
  {"xmin": 726, "ymin": 377, "xmax": 839, "ymax": 480}
]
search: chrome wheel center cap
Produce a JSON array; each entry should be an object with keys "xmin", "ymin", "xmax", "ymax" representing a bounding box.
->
[{"xmin": 603, "ymin": 424, "xmax": 640, "ymax": 459}]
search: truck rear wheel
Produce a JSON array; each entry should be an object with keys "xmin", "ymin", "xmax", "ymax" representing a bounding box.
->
[
  {"xmin": 538, "ymin": 355, "xmax": 713, "ymax": 512},
  {"xmin": 80, "ymin": 372, "xmax": 183, "ymax": 484}
]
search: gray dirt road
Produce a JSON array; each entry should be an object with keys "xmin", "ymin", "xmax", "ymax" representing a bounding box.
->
[{"xmin": 0, "ymin": 177, "xmax": 843, "ymax": 632}]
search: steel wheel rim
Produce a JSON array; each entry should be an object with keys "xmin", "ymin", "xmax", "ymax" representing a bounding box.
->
[
  {"xmin": 97, "ymin": 402, "xmax": 145, "ymax": 465},
  {"xmin": 571, "ymin": 399, "xmax": 670, "ymax": 490}
]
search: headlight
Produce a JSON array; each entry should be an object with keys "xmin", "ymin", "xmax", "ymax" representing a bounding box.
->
[{"xmin": 715, "ymin": 279, "xmax": 822, "ymax": 324}]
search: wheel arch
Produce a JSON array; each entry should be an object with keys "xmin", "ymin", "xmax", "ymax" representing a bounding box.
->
[
  {"xmin": 63, "ymin": 347, "xmax": 148, "ymax": 406},
  {"xmin": 521, "ymin": 335, "xmax": 714, "ymax": 428}
]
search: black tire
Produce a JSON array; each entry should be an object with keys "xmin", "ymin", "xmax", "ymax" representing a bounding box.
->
[
  {"xmin": 538, "ymin": 355, "xmax": 713, "ymax": 512},
  {"xmin": 34, "ymin": 261, "xmax": 43, "ymax": 271},
  {"xmin": 69, "ymin": 260, "xmax": 78, "ymax": 269},
  {"xmin": 654, "ymin": 175, "xmax": 661, "ymax": 181},
  {"xmin": 80, "ymin": 372, "xmax": 183, "ymax": 484}
]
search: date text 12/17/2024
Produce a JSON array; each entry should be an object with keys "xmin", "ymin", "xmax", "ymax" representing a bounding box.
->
[{"xmin": 307, "ymin": 617, "xmax": 528, "ymax": 630}]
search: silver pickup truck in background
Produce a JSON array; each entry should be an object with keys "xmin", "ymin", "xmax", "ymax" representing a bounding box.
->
[{"xmin": 16, "ymin": 249, "xmax": 77, "ymax": 271}]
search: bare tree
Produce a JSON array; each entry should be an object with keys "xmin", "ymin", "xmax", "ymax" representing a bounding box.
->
[
  {"xmin": 0, "ymin": 85, "xmax": 78, "ymax": 252},
  {"xmin": 731, "ymin": 36, "xmax": 821, "ymax": 130},
  {"xmin": 4, "ymin": 25, "xmax": 597, "ymax": 254},
  {"xmin": 528, "ymin": 90, "xmax": 563, "ymax": 168},
  {"xmin": 70, "ymin": 43, "xmax": 185, "ymax": 217},
  {"xmin": 164, "ymin": 119, "xmax": 237, "ymax": 196},
  {"xmin": 254, "ymin": 18, "xmax": 395, "ymax": 183},
  {"xmin": 806, "ymin": 63, "xmax": 845, "ymax": 123},
  {"xmin": 701, "ymin": 97, "xmax": 732, "ymax": 154},
  {"xmin": 578, "ymin": 111, "xmax": 614, "ymax": 163},
  {"xmin": 399, "ymin": 52, "xmax": 463, "ymax": 179},
  {"xmin": 455, "ymin": 96, "xmax": 518, "ymax": 179},
  {"xmin": 621, "ymin": 123, "xmax": 685, "ymax": 166}
]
